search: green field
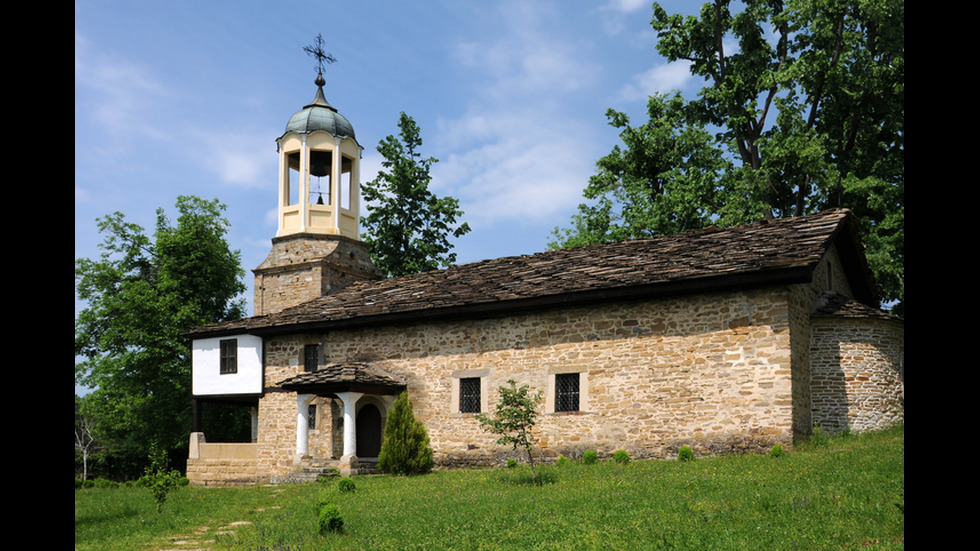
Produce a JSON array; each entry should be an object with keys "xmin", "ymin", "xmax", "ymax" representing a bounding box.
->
[{"xmin": 75, "ymin": 425, "xmax": 903, "ymax": 550}]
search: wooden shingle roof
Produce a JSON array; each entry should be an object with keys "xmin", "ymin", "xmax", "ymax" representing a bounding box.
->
[
  {"xmin": 187, "ymin": 209, "xmax": 874, "ymax": 338},
  {"xmin": 278, "ymin": 362, "xmax": 407, "ymax": 394}
]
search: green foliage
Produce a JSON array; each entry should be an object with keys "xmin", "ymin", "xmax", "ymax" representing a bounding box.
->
[
  {"xmin": 318, "ymin": 503, "xmax": 344, "ymax": 535},
  {"xmin": 583, "ymin": 450, "xmax": 598, "ymax": 465},
  {"xmin": 553, "ymin": 0, "xmax": 904, "ymax": 314},
  {"xmin": 378, "ymin": 392, "xmax": 434, "ymax": 476},
  {"xmin": 678, "ymin": 445, "xmax": 695, "ymax": 462},
  {"xmin": 807, "ymin": 423, "xmax": 832, "ymax": 448},
  {"xmin": 556, "ymin": 456, "xmax": 570, "ymax": 467},
  {"xmin": 139, "ymin": 449, "xmax": 183, "ymax": 513},
  {"xmin": 361, "ymin": 112, "xmax": 471, "ymax": 277},
  {"xmin": 614, "ymin": 449, "xmax": 630, "ymax": 465},
  {"xmin": 506, "ymin": 458, "xmax": 518, "ymax": 469},
  {"xmin": 769, "ymin": 444, "xmax": 786, "ymax": 458},
  {"xmin": 476, "ymin": 380, "xmax": 545, "ymax": 484},
  {"xmin": 93, "ymin": 478, "xmax": 120, "ymax": 488},
  {"xmin": 75, "ymin": 196, "xmax": 247, "ymax": 475},
  {"xmin": 337, "ymin": 478, "xmax": 356, "ymax": 493}
]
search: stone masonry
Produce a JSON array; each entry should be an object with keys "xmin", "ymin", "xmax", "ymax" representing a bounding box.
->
[{"xmin": 255, "ymin": 285, "xmax": 800, "ymax": 479}]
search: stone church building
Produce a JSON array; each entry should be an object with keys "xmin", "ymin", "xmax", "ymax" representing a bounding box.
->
[{"xmin": 184, "ymin": 76, "xmax": 904, "ymax": 486}]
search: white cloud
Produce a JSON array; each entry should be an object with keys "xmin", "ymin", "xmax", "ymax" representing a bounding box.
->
[
  {"xmin": 427, "ymin": 1, "xmax": 606, "ymax": 227},
  {"xmin": 618, "ymin": 61, "xmax": 694, "ymax": 101},
  {"xmin": 74, "ymin": 30, "xmax": 169, "ymax": 142},
  {"xmin": 604, "ymin": 0, "xmax": 650, "ymax": 13}
]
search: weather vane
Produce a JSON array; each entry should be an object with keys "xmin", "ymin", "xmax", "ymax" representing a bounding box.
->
[{"xmin": 303, "ymin": 33, "xmax": 337, "ymax": 76}]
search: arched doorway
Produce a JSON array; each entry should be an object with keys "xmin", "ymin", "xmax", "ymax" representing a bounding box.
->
[{"xmin": 356, "ymin": 403, "xmax": 383, "ymax": 458}]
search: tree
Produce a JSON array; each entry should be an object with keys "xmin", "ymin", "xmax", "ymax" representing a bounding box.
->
[
  {"xmin": 75, "ymin": 395, "xmax": 102, "ymax": 481},
  {"xmin": 552, "ymin": 0, "xmax": 903, "ymax": 314},
  {"xmin": 476, "ymin": 380, "xmax": 544, "ymax": 484},
  {"xmin": 361, "ymin": 112, "xmax": 471, "ymax": 277},
  {"xmin": 378, "ymin": 392, "xmax": 434, "ymax": 475},
  {"xmin": 75, "ymin": 196, "xmax": 246, "ymax": 476}
]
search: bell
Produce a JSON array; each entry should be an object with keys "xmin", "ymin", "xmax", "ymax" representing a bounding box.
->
[{"xmin": 309, "ymin": 150, "xmax": 332, "ymax": 177}]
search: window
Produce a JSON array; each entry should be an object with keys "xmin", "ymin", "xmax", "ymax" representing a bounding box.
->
[
  {"xmin": 304, "ymin": 344, "xmax": 321, "ymax": 373},
  {"xmin": 555, "ymin": 373, "xmax": 580, "ymax": 412},
  {"xmin": 459, "ymin": 377, "xmax": 481, "ymax": 413},
  {"xmin": 219, "ymin": 339, "xmax": 237, "ymax": 374},
  {"xmin": 308, "ymin": 404, "xmax": 317, "ymax": 430},
  {"xmin": 452, "ymin": 369, "xmax": 488, "ymax": 414}
]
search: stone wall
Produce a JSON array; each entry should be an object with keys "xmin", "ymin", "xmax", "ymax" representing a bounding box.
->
[
  {"xmin": 810, "ymin": 317, "xmax": 904, "ymax": 433},
  {"xmin": 186, "ymin": 458, "xmax": 259, "ymax": 487},
  {"xmin": 252, "ymin": 234, "xmax": 379, "ymax": 316},
  {"xmin": 788, "ymin": 245, "xmax": 855, "ymax": 439},
  {"xmin": 186, "ymin": 436, "xmax": 260, "ymax": 486},
  {"xmin": 257, "ymin": 286, "xmax": 800, "ymax": 477}
]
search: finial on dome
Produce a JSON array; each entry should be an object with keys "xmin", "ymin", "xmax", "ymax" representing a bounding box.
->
[{"xmin": 304, "ymin": 33, "xmax": 336, "ymax": 77}]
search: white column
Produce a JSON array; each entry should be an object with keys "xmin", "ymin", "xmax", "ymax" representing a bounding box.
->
[
  {"xmin": 336, "ymin": 391, "xmax": 363, "ymax": 459},
  {"xmin": 299, "ymin": 135, "xmax": 310, "ymax": 232},
  {"xmin": 295, "ymin": 393, "xmax": 314, "ymax": 464},
  {"xmin": 330, "ymin": 138, "xmax": 342, "ymax": 231},
  {"xmin": 277, "ymin": 141, "xmax": 289, "ymax": 236}
]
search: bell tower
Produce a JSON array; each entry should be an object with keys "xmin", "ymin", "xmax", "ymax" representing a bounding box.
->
[{"xmin": 253, "ymin": 47, "xmax": 380, "ymax": 316}]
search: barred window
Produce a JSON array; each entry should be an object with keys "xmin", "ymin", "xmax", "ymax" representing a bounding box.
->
[
  {"xmin": 219, "ymin": 339, "xmax": 237, "ymax": 374},
  {"xmin": 459, "ymin": 377, "xmax": 481, "ymax": 413},
  {"xmin": 304, "ymin": 344, "xmax": 321, "ymax": 373},
  {"xmin": 555, "ymin": 373, "xmax": 580, "ymax": 412},
  {"xmin": 308, "ymin": 404, "xmax": 317, "ymax": 430}
]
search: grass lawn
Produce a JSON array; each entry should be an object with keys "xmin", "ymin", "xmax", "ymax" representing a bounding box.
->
[{"xmin": 75, "ymin": 425, "xmax": 903, "ymax": 550}]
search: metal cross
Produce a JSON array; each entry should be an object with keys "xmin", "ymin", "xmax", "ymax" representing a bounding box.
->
[{"xmin": 303, "ymin": 33, "xmax": 337, "ymax": 76}]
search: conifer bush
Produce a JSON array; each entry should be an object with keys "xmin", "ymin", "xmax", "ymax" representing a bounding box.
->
[
  {"xmin": 337, "ymin": 478, "xmax": 356, "ymax": 493},
  {"xmin": 678, "ymin": 445, "xmax": 695, "ymax": 462},
  {"xmin": 378, "ymin": 392, "xmax": 434, "ymax": 475},
  {"xmin": 318, "ymin": 503, "xmax": 344, "ymax": 534},
  {"xmin": 583, "ymin": 450, "xmax": 597, "ymax": 465},
  {"xmin": 614, "ymin": 449, "xmax": 630, "ymax": 464}
]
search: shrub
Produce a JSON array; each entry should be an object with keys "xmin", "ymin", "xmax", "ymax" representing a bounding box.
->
[
  {"xmin": 614, "ymin": 450, "xmax": 630, "ymax": 465},
  {"xmin": 809, "ymin": 423, "xmax": 831, "ymax": 447},
  {"xmin": 337, "ymin": 478, "xmax": 356, "ymax": 493},
  {"xmin": 378, "ymin": 392, "xmax": 434, "ymax": 476},
  {"xmin": 318, "ymin": 503, "xmax": 344, "ymax": 534},
  {"xmin": 140, "ymin": 449, "xmax": 183, "ymax": 512},
  {"xmin": 506, "ymin": 458, "xmax": 518, "ymax": 468},
  {"xmin": 477, "ymin": 380, "xmax": 545, "ymax": 485},
  {"xmin": 583, "ymin": 450, "xmax": 597, "ymax": 465},
  {"xmin": 768, "ymin": 444, "xmax": 785, "ymax": 458},
  {"xmin": 556, "ymin": 456, "xmax": 570, "ymax": 466},
  {"xmin": 678, "ymin": 445, "xmax": 695, "ymax": 462}
]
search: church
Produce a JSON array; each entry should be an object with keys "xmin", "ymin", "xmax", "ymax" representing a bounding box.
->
[{"xmin": 183, "ymin": 74, "xmax": 904, "ymax": 486}]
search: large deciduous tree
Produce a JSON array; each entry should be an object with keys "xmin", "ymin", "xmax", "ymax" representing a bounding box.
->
[
  {"xmin": 361, "ymin": 112, "xmax": 471, "ymax": 277},
  {"xmin": 75, "ymin": 195, "xmax": 246, "ymax": 476},
  {"xmin": 552, "ymin": 0, "xmax": 903, "ymax": 315}
]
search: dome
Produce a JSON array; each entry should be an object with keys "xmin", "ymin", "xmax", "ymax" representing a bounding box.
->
[{"xmin": 283, "ymin": 75, "xmax": 356, "ymax": 140}]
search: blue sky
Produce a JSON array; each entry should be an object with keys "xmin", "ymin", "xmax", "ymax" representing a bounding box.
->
[{"xmin": 75, "ymin": 0, "xmax": 703, "ymax": 317}]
